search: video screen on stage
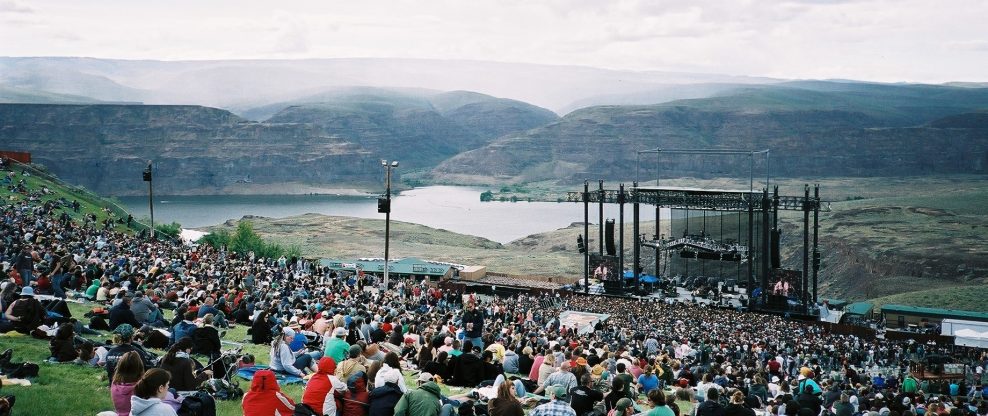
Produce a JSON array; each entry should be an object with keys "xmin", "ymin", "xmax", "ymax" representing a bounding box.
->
[{"xmin": 590, "ymin": 253, "xmax": 619, "ymax": 281}]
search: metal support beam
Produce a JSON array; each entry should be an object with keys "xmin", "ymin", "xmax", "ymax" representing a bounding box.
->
[
  {"xmin": 584, "ymin": 180, "xmax": 590, "ymax": 294},
  {"xmin": 618, "ymin": 183, "xmax": 626, "ymax": 290},
  {"xmin": 803, "ymin": 184, "xmax": 810, "ymax": 312},
  {"xmin": 813, "ymin": 184, "xmax": 820, "ymax": 305},
  {"xmin": 633, "ymin": 182, "xmax": 640, "ymax": 288},
  {"xmin": 760, "ymin": 189, "xmax": 770, "ymax": 307},
  {"xmin": 598, "ymin": 180, "xmax": 604, "ymax": 256}
]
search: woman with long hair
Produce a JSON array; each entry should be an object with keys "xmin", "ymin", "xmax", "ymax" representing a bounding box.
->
[
  {"xmin": 536, "ymin": 352, "xmax": 555, "ymax": 386},
  {"xmin": 158, "ymin": 336, "xmax": 210, "ymax": 391},
  {"xmin": 130, "ymin": 368, "xmax": 177, "ymax": 416},
  {"xmin": 375, "ymin": 352, "xmax": 408, "ymax": 393},
  {"xmin": 270, "ymin": 327, "xmax": 311, "ymax": 377},
  {"xmin": 250, "ymin": 308, "xmax": 272, "ymax": 345},
  {"xmin": 637, "ymin": 364, "xmax": 660, "ymax": 395},
  {"xmin": 488, "ymin": 379, "xmax": 524, "ymax": 416},
  {"xmin": 110, "ymin": 351, "xmax": 144, "ymax": 416}
]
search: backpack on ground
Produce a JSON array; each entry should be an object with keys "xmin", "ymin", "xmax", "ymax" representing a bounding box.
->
[
  {"xmin": 292, "ymin": 403, "xmax": 319, "ymax": 416},
  {"xmin": 177, "ymin": 390, "xmax": 216, "ymax": 416}
]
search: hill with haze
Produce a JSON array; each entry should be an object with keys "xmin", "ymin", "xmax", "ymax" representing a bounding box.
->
[
  {"xmin": 0, "ymin": 87, "xmax": 557, "ymax": 195},
  {"xmin": 432, "ymin": 83, "xmax": 988, "ymax": 184},
  {"xmin": 0, "ymin": 57, "xmax": 775, "ymax": 114}
]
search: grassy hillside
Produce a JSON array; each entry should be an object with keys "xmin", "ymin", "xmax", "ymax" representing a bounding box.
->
[
  {"xmin": 869, "ymin": 286, "xmax": 988, "ymax": 313},
  {"xmin": 0, "ymin": 160, "xmax": 141, "ymax": 232}
]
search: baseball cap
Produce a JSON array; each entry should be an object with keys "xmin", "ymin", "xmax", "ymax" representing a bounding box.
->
[
  {"xmin": 333, "ymin": 327, "xmax": 347, "ymax": 337},
  {"xmin": 550, "ymin": 385, "xmax": 568, "ymax": 400},
  {"xmin": 416, "ymin": 372, "xmax": 434, "ymax": 383}
]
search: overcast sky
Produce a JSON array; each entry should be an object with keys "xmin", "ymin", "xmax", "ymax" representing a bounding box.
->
[{"xmin": 2, "ymin": 0, "xmax": 986, "ymax": 83}]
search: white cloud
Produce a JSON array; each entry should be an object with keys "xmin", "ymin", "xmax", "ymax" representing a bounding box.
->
[
  {"xmin": 0, "ymin": 0, "xmax": 985, "ymax": 82},
  {"xmin": 0, "ymin": 0, "xmax": 33, "ymax": 14}
]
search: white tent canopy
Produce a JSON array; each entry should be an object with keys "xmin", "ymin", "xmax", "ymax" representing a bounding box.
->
[{"xmin": 942, "ymin": 319, "xmax": 988, "ymax": 348}]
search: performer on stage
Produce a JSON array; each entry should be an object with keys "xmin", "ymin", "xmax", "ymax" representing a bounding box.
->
[{"xmin": 773, "ymin": 278, "xmax": 791, "ymax": 295}]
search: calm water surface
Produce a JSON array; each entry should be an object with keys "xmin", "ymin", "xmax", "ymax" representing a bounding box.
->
[{"xmin": 119, "ymin": 186, "xmax": 666, "ymax": 243}]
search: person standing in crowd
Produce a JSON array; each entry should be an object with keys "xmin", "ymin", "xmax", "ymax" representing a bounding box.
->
[
  {"xmin": 462, "ymin": 301, "xmax": 485, "ymax": 351},
  {"xmin": 13, "ymin": 245, "xmax": 34, "ymax": 287}
]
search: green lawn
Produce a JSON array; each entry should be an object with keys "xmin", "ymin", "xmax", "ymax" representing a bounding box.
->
[{"xmin": 0, "ymin": 301, "xmax": 303, "ymax": 416}]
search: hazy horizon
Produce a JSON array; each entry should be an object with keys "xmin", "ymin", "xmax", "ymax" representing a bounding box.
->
[{"xmin": 2, "ymin": 1, "xmax": 987, "ymax": 85}]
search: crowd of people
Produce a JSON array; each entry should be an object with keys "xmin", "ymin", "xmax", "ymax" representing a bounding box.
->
[{"xmin": 2, "ymin": 159, "xmax": 988, "ymax": 416}]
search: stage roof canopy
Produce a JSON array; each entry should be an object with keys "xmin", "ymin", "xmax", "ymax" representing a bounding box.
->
[{"xmin": 634, "ymin": 185, "xmax": 752, "ymax": 195}]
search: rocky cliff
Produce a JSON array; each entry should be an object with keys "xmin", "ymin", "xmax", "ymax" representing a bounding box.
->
[
  {"xmin": 432, "ymin": 99, "xmax": 988, "ymax": 184},
  {"xmin": 0, "ymin": 96, "xmax": 556, "ymax": 195}
]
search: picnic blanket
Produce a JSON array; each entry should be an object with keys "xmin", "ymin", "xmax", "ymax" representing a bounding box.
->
[{"xmin": 236, "ymin": 365, "xmax": 305, "ymax": 385}]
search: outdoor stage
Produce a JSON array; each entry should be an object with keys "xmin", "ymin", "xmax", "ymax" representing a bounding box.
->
[{"xmin": 559, "ymin": 310, "xmax": 610, "ymax": 335}]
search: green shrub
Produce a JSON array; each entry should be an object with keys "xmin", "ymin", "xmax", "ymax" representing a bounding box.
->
[
  {"xmin": 198, "ymin": 221, "xmax": 299, "ymax": 260},
  {"xmin": 480, "ymin": 190, "xmax": 494, "ymax": 202},
  {"xmin": 154, "ymin": 222, "xmax": 182, "ymax": 239}
]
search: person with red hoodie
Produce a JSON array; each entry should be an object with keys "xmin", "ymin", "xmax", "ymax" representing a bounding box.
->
[
  {"xmin": 302, "ymin": 357, "xmax": 347, "ymax": 416},
  {"xmin": 242, "ymin": 369, "xmax": 296, "ymax": 416}
]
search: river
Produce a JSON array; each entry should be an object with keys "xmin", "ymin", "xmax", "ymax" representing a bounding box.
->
[{"xmin": 118, "ymin": 186, "xmax": 669, "ymax": 243}]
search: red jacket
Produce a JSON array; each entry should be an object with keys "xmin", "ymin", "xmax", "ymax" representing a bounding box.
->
[
  {"xmin": 242, "ymin": 369, "xmax": 296, "ymax": 416},
  {"xmin": 338, "ymin": 372, "xmax": 369, "ymax": 416},
  {"xmin": 303, "ymin": 357, "xmax": 342, "ymax": 415}
]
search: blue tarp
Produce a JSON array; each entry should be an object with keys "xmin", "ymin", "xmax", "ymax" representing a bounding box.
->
[
  {"xmin": 237, "ymin": 365, "xmax": 305, "ymax": 385},
  {"xmin": 623, "ymin": 271, "xmax": 635, "ymax": 280},
  {"xmin": 641, "ymin": 275, "xmax": 659, "ymax": 283}
]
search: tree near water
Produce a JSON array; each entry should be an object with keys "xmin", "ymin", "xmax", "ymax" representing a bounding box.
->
[{"xmin": 198, "ymin": 221, "xmax": 301, "ymax": 260}]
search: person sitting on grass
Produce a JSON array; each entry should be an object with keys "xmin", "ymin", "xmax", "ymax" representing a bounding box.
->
[
  {"xmin": 109, "ymin": 351, "xmax": 144, "ymax": 416},
  {"xmin": 104, "ymin": 324, "xmax": 157, "ymax": 385},
  {"xmin": 158, "ymin": 337, "xmax": 211, "ymax": 391},
  {"xmin": 2, "ymin": 286, "xmax": 44, "ymax": 334},
  {"xmin": 242, "ymin": 369, "xmax": 297, "ymax": 416},
  {"xmin": 48, "ymin": 322, "xmax": 78, "ymax": 362},
  {"xmin": 129, "ymin": 368, "xmax": 178, "ymax": 416}
]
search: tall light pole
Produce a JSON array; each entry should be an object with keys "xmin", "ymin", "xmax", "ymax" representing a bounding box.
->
[
  {"xmin": 142, "ymin": 160, "xmax": 154, "ymax": 239},
  {"xmin": 379, "ymin": 160, "xmax": 398, "ymax": 290}
]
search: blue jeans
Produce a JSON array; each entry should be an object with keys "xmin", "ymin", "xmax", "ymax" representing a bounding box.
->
[
  {"xmin": 468, "ymin": 336, "xmax": 484, "ymax": 351},
  {"xmin": 18, "ymin": 268, "xmax": 33, "ymax": 287},
  {"xmin": 293, "ymin": 353, "xmax": 314, "ymax": 373},
  {"xmin": 494, "ymin": 374, "xmax": 527, "ymax": 397},
  {"xmin": 52, "ymin": 273, "xmax": 69, "ymax": 298}
]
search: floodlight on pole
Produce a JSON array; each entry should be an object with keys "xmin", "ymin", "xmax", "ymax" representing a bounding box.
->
[{"xmin": 379, "ymin": 159, "xmax": 398, "ymax": 290}]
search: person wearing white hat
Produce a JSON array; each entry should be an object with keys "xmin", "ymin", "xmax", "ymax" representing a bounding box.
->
[
  {"xmin": 324, "ymin": 326, "xmax": 350, "ymax": 363},
  {"xmin": 3, "ymin": 286, "xmax": 44, "ymax": 334}
]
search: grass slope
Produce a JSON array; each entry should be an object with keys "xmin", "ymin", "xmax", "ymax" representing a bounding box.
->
[{"xmin": 868, "ymin": 286, "xmax": 988, "ymax": 313}]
